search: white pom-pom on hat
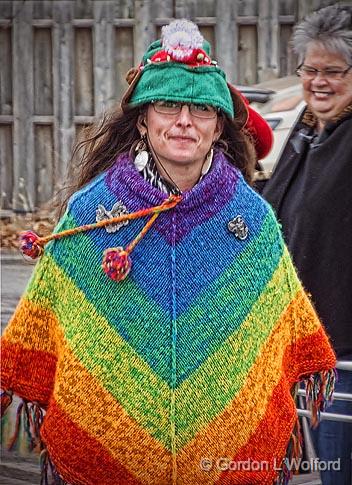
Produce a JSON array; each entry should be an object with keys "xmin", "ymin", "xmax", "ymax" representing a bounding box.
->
[{"xmin": 161, "ymin": 19, "xmax": 204, "ymax": 61}]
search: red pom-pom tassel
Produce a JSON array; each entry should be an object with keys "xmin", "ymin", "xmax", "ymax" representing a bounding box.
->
[
  {"xmin": 19, "ymin": 231, "xmax": 43, "ymax": 259},
  {"xmin": 102, "ymin": 247, "xmax": 132, "ymax": 282}
]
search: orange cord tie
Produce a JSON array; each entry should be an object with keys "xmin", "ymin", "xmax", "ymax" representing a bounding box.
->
[{"xmin": 19, "ymin": 195, "xmax": 182, "ymax": 281}]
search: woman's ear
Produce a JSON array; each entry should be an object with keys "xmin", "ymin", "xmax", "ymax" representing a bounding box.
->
[
  {"xmin": 137, "ymin": 113, "xmax": 147, "ymax": 136},
  {"xmin": 214, "ymin": 115, "xmax": 224, "ymax": 142}
]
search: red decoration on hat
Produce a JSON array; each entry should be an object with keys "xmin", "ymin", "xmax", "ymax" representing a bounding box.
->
[
  {"xmin": 147, "ymin": 19, "xmax": 213, "ymax": 67},
  {"xmin": 150, "ymin": 48, "xmax": 212, "ymax": 67}
]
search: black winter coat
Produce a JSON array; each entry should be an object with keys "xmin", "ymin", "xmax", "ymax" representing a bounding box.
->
[{"xmin": 261, "ymin": 108, "xmax": 352, "ymax": 358}]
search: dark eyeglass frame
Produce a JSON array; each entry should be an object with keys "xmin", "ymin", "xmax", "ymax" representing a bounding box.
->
[
  {"xmin": 151, "ymin": 100, "xmax": 219, "ymax": 119},
  {"xmin": 295, "ymin": 64, "xmax": 352, "ymax": 80}
]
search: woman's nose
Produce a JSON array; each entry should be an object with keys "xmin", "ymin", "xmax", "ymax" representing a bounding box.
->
[
  {"xmin": 175, "ymin": 105, "xmax": 193, "ymax": 126},
  {"xmin": 311, "ymin": 71, "xmax": 329, "ymax": 85}
]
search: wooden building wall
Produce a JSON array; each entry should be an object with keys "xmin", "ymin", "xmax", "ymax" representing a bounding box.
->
[{"xmin": 0, "ymin": 0, "xmax": 344, "ymax": 212}]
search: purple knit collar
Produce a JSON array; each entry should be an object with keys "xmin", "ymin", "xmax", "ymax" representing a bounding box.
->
[
  {"xmin": 105, "ymin": 151, "xmax": 241, "ymax": 244},
  {"xmin": 106, "ymin": 150, "xmax": 240, "ymax": 212}
]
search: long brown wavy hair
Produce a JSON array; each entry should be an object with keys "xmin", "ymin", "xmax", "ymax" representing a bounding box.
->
[{"xmin": 59, "ymin": 95, "xmax": 256, "ymax": 216}]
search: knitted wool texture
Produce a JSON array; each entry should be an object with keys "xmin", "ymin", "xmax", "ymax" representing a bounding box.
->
[
  {"xmin": 128, "ymin": 24, "xmax": 234, "ymax": 117},
  {"xmin": 129, "ymin": 62, "xmax": 234, "ymax": 118},
  {"xmin": 1, "ymin": 152, "xmax": 335, "ymax": 485}
]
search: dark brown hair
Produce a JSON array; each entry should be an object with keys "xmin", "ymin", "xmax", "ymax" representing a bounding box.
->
[{"xmin": 59, "ymin": 99, "xmax": 256, "ymax": 216}]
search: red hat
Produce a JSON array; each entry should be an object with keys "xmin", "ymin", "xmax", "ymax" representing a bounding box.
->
[{"xmin": 227, "ymin": 83, "xmax": 273, "ymax": 160}]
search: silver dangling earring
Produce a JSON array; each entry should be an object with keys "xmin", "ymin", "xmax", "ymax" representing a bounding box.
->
[
  {"xmin": 134, "ymin": 135, "xmax": 149, "ymax": 171},
  {"xmin": 201, "ymin": 147, "xmax": 214, "ymax": 176},
  {"xmin": 207, "ymin": 147, "xmax": 214, "ymax": 164}
]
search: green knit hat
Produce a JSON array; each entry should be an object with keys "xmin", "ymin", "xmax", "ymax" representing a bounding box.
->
[{"xmin": 123, "ymin": 20, "xmax": 234, "ymax": 118}]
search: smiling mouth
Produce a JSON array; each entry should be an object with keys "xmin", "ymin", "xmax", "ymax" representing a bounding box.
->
[
  {"xmin": 169, "ymin": 136, "xmax": 196, "ymax": 142},
  {"xmin": 312, "ymin": 91, "xmax": 333, "ymax": 98}
]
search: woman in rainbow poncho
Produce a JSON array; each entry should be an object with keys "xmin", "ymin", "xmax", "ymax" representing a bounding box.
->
[{"xmin": 1, "ymin": 19, "xmax": 335, "ymax": 485}]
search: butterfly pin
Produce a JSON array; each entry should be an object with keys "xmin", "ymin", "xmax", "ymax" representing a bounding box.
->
[{"xmin": 96, "ymin": 201, "xmax": 129, "ymax": 233}]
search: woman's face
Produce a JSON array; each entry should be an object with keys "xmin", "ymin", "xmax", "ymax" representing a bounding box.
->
[
  {"xmin": 301, "ymin": 44, "xmax": 352, "ymax": 127},
  {"xmin": 141, "ymin": 103, "xmax": 223, "ymax": 169}
]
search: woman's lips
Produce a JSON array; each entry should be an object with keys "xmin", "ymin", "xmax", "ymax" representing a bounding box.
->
[
  {"xmin": 169, "ymin": 136, "xmax": 196, "ymax": 143},
  {"xmin": 312, "ymin": 91, "xmax": 333, "ymax": 99},
  {"xmin": 169, "ymin": 135, "xmax": 195, "ymax": 140}
]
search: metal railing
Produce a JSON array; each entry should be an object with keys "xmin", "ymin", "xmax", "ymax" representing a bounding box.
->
[
  {"xmin": 297, "ymin": 360, "xmax": 352, "ymax": 423},
  {"xmin": 291, "ymin": 361, "xmax": 351, "ymax": 484}
]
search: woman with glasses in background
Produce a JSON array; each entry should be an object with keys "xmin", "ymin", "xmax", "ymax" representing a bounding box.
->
[
  {"xmin": 261, "ymin": 5, "xmax": 352, "ymax": 485},
  {"xmin": 1, "ymin": 19, "xmax": 337, "ymax": 485}
]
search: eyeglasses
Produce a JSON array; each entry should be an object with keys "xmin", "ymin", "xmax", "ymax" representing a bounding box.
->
[
  {"xmin": 151, "ymin": 100, "xmax": 218, "ymax": 119},
  {"xmin": 296, "ymin": 64, "xmax": 352, "ymax": 81}
]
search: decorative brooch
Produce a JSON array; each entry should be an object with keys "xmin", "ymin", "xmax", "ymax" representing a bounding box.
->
[
  {"xmin": 96, "ymin": 202, "xmax": 129, "ymax": 233},
  {"xmin": 228, "ymin": 215, "xmax": 249, "ymax": 240}
]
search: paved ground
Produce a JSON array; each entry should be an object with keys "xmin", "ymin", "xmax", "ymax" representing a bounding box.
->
[
  {"xmin": 0, "ymin": 451, "xmax": 40, "ymax": 485},
  {"xmin": 1, "ymin": 253, "xmax": 39, "ymax": 484},
  {"xmin": 1, "ymin": 252, "xmax": 34, "ymax": 333}
]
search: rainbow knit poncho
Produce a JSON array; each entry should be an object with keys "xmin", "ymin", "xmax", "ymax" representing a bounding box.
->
[{"xmin": 1, "ymin": 152, "xmax": 335, "ymax": 485}]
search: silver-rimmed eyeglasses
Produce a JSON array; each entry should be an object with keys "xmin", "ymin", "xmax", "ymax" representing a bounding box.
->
[
  {"xmin": 296, "ymin": 64, "xmax": 352, "ymax": 81},
  {"xmin": 151, "ymin": 100, "xmax": 219, "ymax": 119}
]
